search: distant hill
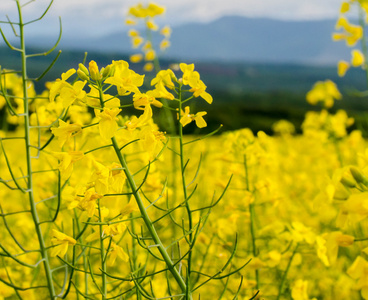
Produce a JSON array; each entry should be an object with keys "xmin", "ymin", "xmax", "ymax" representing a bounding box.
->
[
  {"xmin": 21, "ymin": 16, "xmax": 349, "ymax": 65},
  {"xmin": 167, "ymin": 16, "xmax": 349, "ymax": 65}
]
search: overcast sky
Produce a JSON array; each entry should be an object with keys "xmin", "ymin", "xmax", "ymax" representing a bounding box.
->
[{"xmin": 0, "ymin": 0, "xmax": 343, "ymax": 37}]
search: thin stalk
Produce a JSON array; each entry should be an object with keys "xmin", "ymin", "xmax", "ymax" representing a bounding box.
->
[
  {"xmin": 111, "ymin": 137, "xmax": 187, "ymax": 293},
  {"xmin": 276, "ymin": 243, "xmax": 299, "ymax": 300},
  {"xmin": 178, "ymin": 83, "xmax": 193, "ymax": 295},
  {"xmin": 17, "ymin": 1, "xmax": 55, "ymax": 298},
  {"xmin": 98, "ymin": 200, "xmax": 107, "ymax": 299},
  {"xmin": 244, "ymin": 155, "xmax": 258, "ymax": 290},
  {"xmin": 130, "ymin": 209, "xmax": 142, "ymax": 300}
]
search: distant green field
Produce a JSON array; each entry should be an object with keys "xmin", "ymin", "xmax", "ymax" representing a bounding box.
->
[{"xmin": 1, "ymin": 46, "xmax": 368, "ymax": 134}]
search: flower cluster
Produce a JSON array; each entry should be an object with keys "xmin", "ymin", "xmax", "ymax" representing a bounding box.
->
[
  {"xmin": 333, "ymin": 1, "xmax": 367, "ymax": 76},
  {"xmin": 126, "ymin": 2, "xmax": 172, "ymax": 72}
]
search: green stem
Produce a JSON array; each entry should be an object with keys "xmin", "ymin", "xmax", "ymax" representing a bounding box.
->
[
  {"xmin": 111, "ymin": 137, "xmax": 187, "ymax": 293},
  {"xmin": 276, "ymin": 243, "xmax": 299, "ymax": 300},
  {"xmin": 17, "ymin": 1, "xmax": 55, "ymax": 298},
  {"xmin": 130, "ymin": 210, "xmax": 142, "ymax": 300},
  {"xmin": 178, "ymin": 84, "xmax": 193, "ymax": 295},
  {"xmin": 244, "ymin": 155, "xmax": 258, "ymax": 290},
  {"xmin": 98, "ymin": 200, "xmax": 107, "ymax": 299}
]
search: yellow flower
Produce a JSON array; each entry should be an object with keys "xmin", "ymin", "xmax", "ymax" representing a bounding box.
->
[
  {"xmin": 290, "ymin": 222, "xmax": 315, "ymax": 244},
  {"xmin": 125, "ymin": 18, "xmax": 136, "ymax": 25},
  {"xmin": 189, "ymin": 79, "xmax": 213, "ymax": 104},
  {"xmin": 130, "ymin": 53, "xmax": 143, "ymax": 63},
  {"xmin": 49, "ymin": 68, "xmax": 76, "ymax": 102},
  {"xmin": 128, "ymin": 3, "xmax": 146, "ymax": 18},
  {"xmin": 150, "ymin": 81, "xmax": 173, "ymax": 100},
  {"xmin": 50, "ymin": 229, "xmax": 76, "ymax": 257},
  {"xmin": 91, "ymin": 160, "xmax": 111, "ymax": 195},
  {"xmin": 347, "ymin": 256, "xmax": 368, "ymax": 299},
  {"xmin": 306, "ymin": 80, "xmax": 342, "ymax": 108},
  {"xmin": 104, "ymin": 60, "xmax": 144, "ymax": 96},
  {"xmin": 108, "ymin": 162, "xmax": 126, "ymax": 193},
  {"xmin": 125, "ymin": 105, "xmax": 152, "ymax": 130},
  {"xmin": 351, "ymin": 49, "xmax": 365, "ymax": 67},
  {"xmin": 151, "ymin": 69, "xmax": 176, "ymax": 89},
  {"xmin": 180, "ymin": 106, "xmax": 207, "ymax": 128},
  {"xmin": 143, "ymin": 62, "xmax": 154, "ymax": 72},
  {"xmin": 180, "ymin": 63, "xmax": 213, "ymax": 104},
  {"xmin": 142, "ymin": 41, "xmax": 153, "ymax": 51},
  {"xmin": 337, "ymin": 60, "xmax": 350, "ymax": 77},
  {"xmin": 103, "ymin": 221, "xmax": 126, "ymax": 237},
  {"xmin": 78, "ymin": 189, "xmax": 103, "ymax": 217},
  {"xmin": 95, "ymin": 107, "xmax": 122, "ymax": 139},
  {"xmin": 160, "ymin": 25, "xmax": 172, "ymax": 38},
  {"xmin": 59, "ymin": 80, "xmax": 87, "ymax": 107},
  {"xmin": 340, "ymin": 2, "xmax": 350, "ymax": 13},
  {"xmin": 132, "ymin": 36, "xmax": 144, "ymax": 48},
  {"xmin": 316, "ymin": 231, "xmax": 354, "ymax": 266},
  {"xmin": 52, "ymin": 151, "xmax": 84, "ymax": 179},
  {"xmin": 146, "ymin": 19, "xmax": 158, "ymax": 31},
  {"xmin": 145, "ymin": 49, "xmax": 156, "ymax": 61},
  {"xmin": 160, "ymin": 39, "xmax": 170, "ymax": 50},
  {"xmin": 51, "ymin": 119, "xmax": 82, "ymax": 147},
  {"xmin": 121, "ymin": 202, "xmax": 140, "ymax": 217},
  {"xmin": 332, "ymin": 16, "xmax": 363, "ymax": 46},
  {"xmin": 146, "ymin": 2, "xmax": 165, "ymax": 17},
  {"xmin": 128, "ymin": 29, "xmax": 140, "ymax": 37},
  {"xmin": 133, "ymin": 91, "xmax": 163, "ymax": 110},
  {"xmin": 338, "ymin": 192, "xmax": 368, "ymax": 226},
  {"xmin": 107, "ymin": 242, "xmax": 129, "ymax": 266},
  {"xmin": 291, "ymin": 280, "xmax": 316, "ymax": 300},
  {"xmin": 128, "ymin": 2, "xmax": 165, "ymax": 19}
]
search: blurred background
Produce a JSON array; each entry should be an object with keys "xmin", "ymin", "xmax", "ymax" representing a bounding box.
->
[{"xmin": 1, "ymin": 0, "xmax": 367, "ymax": 134}]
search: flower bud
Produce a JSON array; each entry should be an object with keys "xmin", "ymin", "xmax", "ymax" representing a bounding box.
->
[
  {"xmin": 340, "ymin": 175, "xmax": 356, "ymax": 188},
  {"xmin": 78, "ymin": 63, "xmax": 89, "ymax": 76},
  {"xmin": 89, "ymin": 60, "xmax": 101, "ymax": 81},
  {"xmin": 77, "ymin": 69, "xmax": 89, "ymax": 81},
  {"xmin": 336, "ymin": 234, "xmax": 354, "ymax": 247},
  {"xmin": 350, "ymin": 166, "xmax": 368, "ymax": 185},
  {"xmin": 102, "ymin": 65, "xmax": 112, "ymax": 78}
]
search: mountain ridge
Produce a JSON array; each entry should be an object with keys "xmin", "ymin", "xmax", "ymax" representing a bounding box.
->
[{"xmin": 18, "ymin": 16, "xmax": 349, "ymax": 65}]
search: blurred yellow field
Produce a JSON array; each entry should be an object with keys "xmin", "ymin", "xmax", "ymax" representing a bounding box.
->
[{"xmin": 2, "ymin": 1, "xmax": 368, "ymax": 299}]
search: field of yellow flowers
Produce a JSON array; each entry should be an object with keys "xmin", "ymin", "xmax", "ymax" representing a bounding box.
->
[{"xmin": 2, "ymin": 1, "xmax": 368, "ymax": 299}]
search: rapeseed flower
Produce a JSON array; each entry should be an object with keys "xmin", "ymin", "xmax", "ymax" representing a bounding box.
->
[
  {"xmin": 104, "ymin": 60, "xmax": 144, "ymax": 96},
  {"xmin": 51, "ymin": 119, "xmax": 82, "ymax": 147},
  {"xmin": 180, "ymin": 106, "xmax": 207, "ymax": 128},
  {"xmin": 50, "ymin": 229, "xmax": 76, "ymax": 257},
  {"xmin": 95, "ymin": 107, "xmax": 122, "ymax": 139},
  {"xmin": 306, "ymin": 80, "xmax": 342, "ymax": 108}
]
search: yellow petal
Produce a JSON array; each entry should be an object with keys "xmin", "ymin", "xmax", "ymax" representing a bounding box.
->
[
  {"xmin": 337, "ymin": 61, "xmax": 350, "ymax": 77},
  {"xmin": 351, "ymin": 49, "xmax": 365, "ymax": 67}
]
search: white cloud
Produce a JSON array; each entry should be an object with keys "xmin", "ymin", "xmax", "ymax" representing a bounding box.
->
[{"xmin": 0, "ymin": 0, "xmax": 344, "ymax": 38}]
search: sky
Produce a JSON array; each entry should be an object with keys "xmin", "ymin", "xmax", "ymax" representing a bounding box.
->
[{"xmin": 0, "ymin": 0, "xmax": 343, "ymax": 38}]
